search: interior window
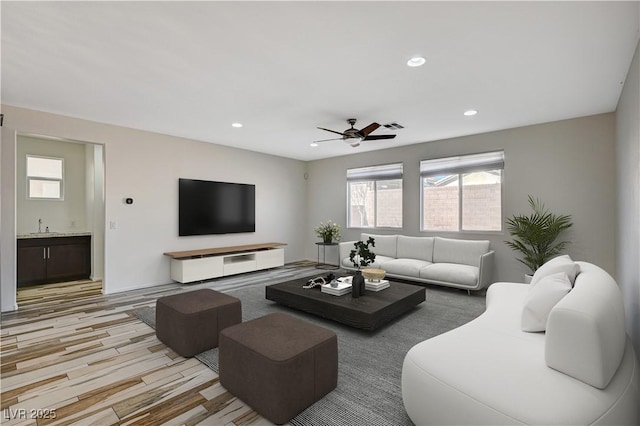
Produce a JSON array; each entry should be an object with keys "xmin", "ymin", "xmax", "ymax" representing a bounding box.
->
[{"xmin": 27, "ymin": 155, "xmax": 64, "ymax": 200}]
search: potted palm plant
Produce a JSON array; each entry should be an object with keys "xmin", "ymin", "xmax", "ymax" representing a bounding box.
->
[
  {"xmin": 505, "ymin": 196, "xmax": 573, "ymax": 281},
  {"xmin": 348, "ymin": 237, "xmax": 376, "ymax": 298}
]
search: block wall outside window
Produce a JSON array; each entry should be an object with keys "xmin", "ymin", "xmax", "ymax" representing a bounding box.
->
[
  {"xmin": 462, "ymin": 180, "xmax": 502, "ymax": 231},
  {"xmin": 422, "ymin": 185, "xmax": 459, "ymax": 231},
  {"xmin": 26, "ymin": 155, "xmax": 64, "ymax": 200},
  {"xmin": 420, "ymin": 152, "xmax": 504, "ymax": 233},
  {"xmin": 347, "ymin": 163, "xmax": 403, "ymax": 229}
]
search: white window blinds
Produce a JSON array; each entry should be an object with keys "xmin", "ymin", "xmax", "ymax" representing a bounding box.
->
[
  {"xmin": 347, "ymin": 163, "xmax": 403, "ymax": 181},
  {"xmin": 420, "ymin": 151, "xmax": 504, "ymax": 176}
]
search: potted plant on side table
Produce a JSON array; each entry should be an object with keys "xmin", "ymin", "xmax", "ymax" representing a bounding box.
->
[
  {"xmin": 314, "ymin": 220, "xmax": 341, "ymax": 244},
  {"xmin": 505, "ymin": 195, "xmax": 573, "ymax": 282},
  {"xmin": 348, "ymin": 237, "xmax": 376, "ymax": 298}
]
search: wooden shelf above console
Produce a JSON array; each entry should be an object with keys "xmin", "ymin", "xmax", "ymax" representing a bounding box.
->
[{"xmin": 164, "ymin": 242, "xmax": 287, "ymax": 259}]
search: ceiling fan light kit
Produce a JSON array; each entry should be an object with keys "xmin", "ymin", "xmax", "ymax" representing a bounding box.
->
[{"xmin": 314, "ymin": 118, "xmax": 399, "ymax": 148}]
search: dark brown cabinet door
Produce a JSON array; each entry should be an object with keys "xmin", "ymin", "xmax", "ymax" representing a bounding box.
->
[
  {"xmin": 47, "ymin": 241, "xmax": 91, "ymax": 283},
  {"xmin": 17, "ymin": 245, "xmax": 48, "ymax": 287},
  {"xmin": 17, "ymin": 236, "xmax": 91, "ymax": 287}
]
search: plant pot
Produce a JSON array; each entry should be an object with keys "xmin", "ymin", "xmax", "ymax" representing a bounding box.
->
[
  {"xmin": 323, "ymin": 237, "xmax": 332, "ymax": 244},
  {"xmin": 525, "ymin": 274, "xmax": 533, "ymax": 284},
  {"xmin": 352, "ymin": 270, "xmax": 364, "ymax": 298}
]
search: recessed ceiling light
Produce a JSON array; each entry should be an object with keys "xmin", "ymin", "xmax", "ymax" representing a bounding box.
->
[
  {"xmin": 310, "ymin": 142, "xmax": 319, "ymax": 147},
  {"xmin": 463, "ymin": 110, "xmax": 478, "ymax": 116},
  {"xmin": 407, "ymin": 56, "xmax": 426, "ymax": 67},
  {"xmin": 231, "ymin": 122, "xmax": 243, "ymax": 128}
]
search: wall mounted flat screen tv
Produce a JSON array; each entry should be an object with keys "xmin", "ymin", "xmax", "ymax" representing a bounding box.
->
[{"xmin": 179, "ymin": 178, "xmax": 255, "ymax": 236}]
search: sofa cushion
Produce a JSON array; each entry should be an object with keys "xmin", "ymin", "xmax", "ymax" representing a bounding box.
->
[
  {"xmin": 531, "ymin": 255, "xmax": 579, "ymax": 286},
  {"xmin": 396, "ymin": 235, "xmax": 434, "ymax": 262},
  {"xmin": 383, "ymin": 258, "xmax": 432, "ymax": 277},
  {"xmin": 521, "ymin": 272, "xmax": 572, "ymax": 332},
  {"xmin": 432, "ymin": 237, "xmax": 490, "ymax": 267},
  {"xmin": 342, "ymin": 255, "xmax": 395, "ymax": 270},
  {"xmin": 420, "ymin": 263, "xmax": 479, "ymax": 287},
  {"xmin": 361, "ymin": 233, "xmax": 397, "ymax": 258},
  {"xmin": 369, "ymin": 255, "xmax": 396, "ymax": 270}
]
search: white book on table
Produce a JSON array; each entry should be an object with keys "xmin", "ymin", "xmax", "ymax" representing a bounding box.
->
[
  {"xmin": 365, "ymin": 279, "xmax": 389, "ymax": 288},
  {"xmin": 321, "ymin": 281, "xmax": 351, "ymax": 296},
  {"xmin": 365, "ymin": 282, "xmax": 390, "ymax": 292}
]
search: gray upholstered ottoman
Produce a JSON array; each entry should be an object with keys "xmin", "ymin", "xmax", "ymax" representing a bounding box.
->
[
  {"xmin": 156, "ymin": 288, "xmax": 241, "ymax": 357},
  {"xmin": 219, "ymin": 313, "xmax": 338, "ymax": 425}
]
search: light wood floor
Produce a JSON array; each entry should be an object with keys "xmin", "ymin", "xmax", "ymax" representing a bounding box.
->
[{"xmin": 1, "ymin": 263, "xmax": 320, "ymax": 425}]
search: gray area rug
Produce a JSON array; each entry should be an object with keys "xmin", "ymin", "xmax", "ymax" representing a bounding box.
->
[{"xmin": 134, "ymin": 280, "xmax": 485, "ymax": 425}]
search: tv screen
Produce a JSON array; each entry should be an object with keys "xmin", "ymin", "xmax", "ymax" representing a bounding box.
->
[{"xmin": 179, "ymin": 178, "xmax": 255, "ymax": 236}]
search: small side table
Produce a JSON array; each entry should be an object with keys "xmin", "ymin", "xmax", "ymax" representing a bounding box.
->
[{"xmin": 316, "ymin": 242, "xmax": 339, "ymax": 270}]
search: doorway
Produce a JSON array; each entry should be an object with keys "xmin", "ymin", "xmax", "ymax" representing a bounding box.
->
[{"xmin": 15, "ymin": 134, "xmax": 105, "ymax": 299}]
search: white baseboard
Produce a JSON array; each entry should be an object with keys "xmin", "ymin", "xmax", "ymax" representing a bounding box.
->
[{"xmin": 2, "ymin": 302, "xmax": 18, "ymax": 312}]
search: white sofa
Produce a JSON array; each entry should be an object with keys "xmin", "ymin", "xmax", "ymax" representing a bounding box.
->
[
  {"xmin": 401, "ymin": 260, "xmax": 640, "ymax": 425},
  {"xmin": 338, "ymin": 234, "xmax": 495, "ymax": 291}
]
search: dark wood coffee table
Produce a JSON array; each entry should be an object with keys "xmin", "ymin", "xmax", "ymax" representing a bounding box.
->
[{"xmin": 265, "ymin": 278, "xmax": 425, "ymax": 331}]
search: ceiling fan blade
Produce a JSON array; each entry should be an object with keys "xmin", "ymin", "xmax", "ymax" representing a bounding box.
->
[
  {"xmin": 317, "ymin": 127, "xmax": 347, "ymax": 136},
  {"xmin": 357, "ymin": 122, "xmax": 381, "ymax": 138},
  {"xmin": 313, "ymin": 137, "xmax": 344, "ymax": 143},
  {"xmin": 362, "ymin": 134, "xmax": 396, "ymax": 141}
]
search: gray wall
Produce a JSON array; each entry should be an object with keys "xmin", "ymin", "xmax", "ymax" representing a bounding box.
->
[
  {"xmin": 307, "ymin": 113, "xmax": 617, "ymax": 285},
  {"xmin": 1, "ymin": 105, "xmax": 308, "ymax": 311},
  {"xmin": 616, "ymin": 39, "xmax": 640, "ymax": 355},
  {"xmin": 16, "ymin": 135, "xmax": 87, "ymax": 234}
]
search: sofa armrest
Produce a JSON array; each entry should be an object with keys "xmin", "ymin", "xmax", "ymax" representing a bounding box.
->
[
  {"xmin": 545, "ymin": 262, "xmax": 626, "ymax": 389},
  {"xmin": 477, "ymin": 250, "xmax": 495, "ymax": 290},
  {"xmin": 339, "ymin": 241, "xmax": 356, "ymax": 270}
]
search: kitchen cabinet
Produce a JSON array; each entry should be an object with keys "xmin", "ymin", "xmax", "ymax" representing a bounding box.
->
[{"xmin": 17, "ymin": 235, "xmax": 91, "ymax": 287}]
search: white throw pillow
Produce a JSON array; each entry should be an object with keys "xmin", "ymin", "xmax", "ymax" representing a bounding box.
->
[
  {"xmin": 521, "ymin": 272, "xmax": 572, "ymax": 332},
  {"xmin": 530, "ymin": 255, "xmax": 579, "ymax": 286}
]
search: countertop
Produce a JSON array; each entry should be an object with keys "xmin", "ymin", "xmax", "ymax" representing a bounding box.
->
[{"xmin": 17, "ymin": 231, "xmax": 92, "ymax": 239}]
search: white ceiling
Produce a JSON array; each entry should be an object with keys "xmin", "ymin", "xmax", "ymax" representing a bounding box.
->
[{"xmin": 2, "ymin": 1, "xmax": 638, "ymax": 161}]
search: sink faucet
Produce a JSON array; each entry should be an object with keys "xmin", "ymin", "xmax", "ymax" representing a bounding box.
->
[{"xmin": 38, "ymin": 218, "xmax": 42, "ymax": 233}]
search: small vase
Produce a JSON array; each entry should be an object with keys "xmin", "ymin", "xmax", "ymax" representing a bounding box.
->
[
  {"xmin": 323, "ymin": 237, "xmax": 332, "ymax": 244},
  {"xmin": 352, "ymin": 270, "xmax": 364, "ymax": 298}
]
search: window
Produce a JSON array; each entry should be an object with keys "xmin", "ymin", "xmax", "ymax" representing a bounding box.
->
[
  {"xmin": 27, "ymin": 155, "xmax": 64, "ymax": 200},
  {"xmin": 420, "ymin": 151, "xmax": 503, "ymax": 232},
  {"xmin": 347, "ymin": 163, "xmax": 403, "ymax": 228}
]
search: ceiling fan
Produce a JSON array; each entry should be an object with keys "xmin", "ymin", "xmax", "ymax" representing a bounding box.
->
[{"xmin": 314, "ymin": 118, "xmax": 397, "ymax": 147}]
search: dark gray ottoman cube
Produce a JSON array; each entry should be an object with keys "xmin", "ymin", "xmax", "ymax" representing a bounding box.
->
[
  {"xmin": 219, "ymin": 312, "xmax": 338, "ymax": 425},
  {"xmin": 156, "ymin": 288, "xmax": 241, "ymax": 357}
]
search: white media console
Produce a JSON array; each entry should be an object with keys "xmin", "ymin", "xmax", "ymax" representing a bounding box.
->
[{"xmin": 164, "ymin": 242, "xmax": 286, "ymax": 284}]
